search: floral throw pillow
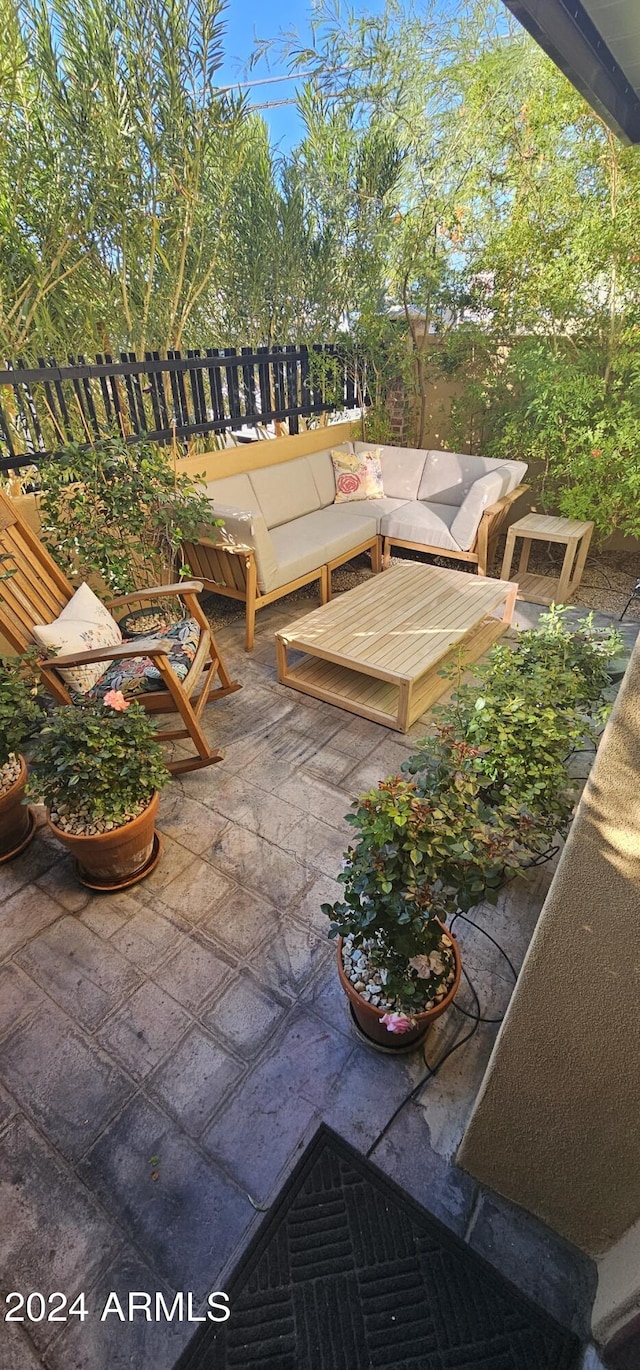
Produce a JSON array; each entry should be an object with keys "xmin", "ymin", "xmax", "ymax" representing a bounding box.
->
[
  {"xmin": 32, "ymin": 581, "xmax": 122, "ymax": 694},
  {"xmin": 332, "ymin": 448, "xmax": 384, "ymax": 503}
]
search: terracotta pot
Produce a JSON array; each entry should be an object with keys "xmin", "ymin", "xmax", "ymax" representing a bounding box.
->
[
  {"xmin": 0, "ymin": 755, "xmax": 35, "ymax": 862},
  {"xmin": 47, "ymin": 791, "xmax": 160, "ymax": 889},
  {"xmin": 337, "ymin": 925, "xmax": 462, "ymax": 1049}
]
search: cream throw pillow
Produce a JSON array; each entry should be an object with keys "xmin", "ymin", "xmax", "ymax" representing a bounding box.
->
[
  {"xmin": 332, "ymin": 448, "xmax": 384, "ymax": 503},
  {"xmin": 33, "ymin": 582, "xmax": 122, "ymax": 694}
]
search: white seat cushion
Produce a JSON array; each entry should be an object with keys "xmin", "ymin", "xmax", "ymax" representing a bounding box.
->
[
  {"xmin": 249, "ymin": 457, "xmax": 321, "ymax": 529},
  {"xmin": 381, "ymin": 501, "xmax": 461, "ymax": 553},
  {"xmin": 32, "ymin": 581, "xmax": 122, "ymax": 694},
  {"xmin": 329, "ymin": 496, "xmax": 408, "ymax": 534},
  {"xmin": 269, "ymin": 507, "xmax": 378, "ymax": 589},
  {"xmin": 354, "ymin": 442, "xmax": 428, "ymax": 501}
]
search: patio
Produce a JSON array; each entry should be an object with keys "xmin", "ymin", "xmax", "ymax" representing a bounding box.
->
[{"xmin": 2, "ymin": 587, "xmax": 635, "ymax": 1370}]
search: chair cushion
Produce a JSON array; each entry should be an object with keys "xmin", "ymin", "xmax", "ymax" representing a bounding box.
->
[
  {"xmin": 332, "ymin": 448, "xmax": 384, "ymax": 503},
  {"xmin": 329, "ymin": 496, "xmax": 408, "ymax": 534},
  {"xmin": 32, "ymin": 582, "xmax": 122, "ymax": 695},
  {"xmin": 306, "ymin": 444, "xmax": 353, "ymax": 506},
  {"xmin": 418, "ymin": 450, "xmax": 526, "ymax": 505},
  {"xmin": 354, "ymin": 442, "xmax": 428, "ymax": 501},
  {"xmin": 381, "ymin": 501, "xmax": 461, "ymax": 552},
  {"xmin": 87, "ymin": 617, "xmax": 200, "ymax": 699},
  {"xmin": 269, "ymin": 507, "xmax": 378, "ymax": 589},
  {"xmin": 249, "ymin": 457, "xmax": 321, "ymax": 529}
]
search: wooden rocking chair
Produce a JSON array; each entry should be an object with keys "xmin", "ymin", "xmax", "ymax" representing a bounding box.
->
[{"xmin": 0, "ymin": 491, "xmax": 241, "ymax": 775}]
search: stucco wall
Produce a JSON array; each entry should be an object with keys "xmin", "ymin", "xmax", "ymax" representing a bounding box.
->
[
  {"xmin": 457, "ymin": 635, "xmax": 640, "ymax": 1254},
  {"xmin": 592, "ymin": 1218, "xmax": 640, "ymax": 1343}
]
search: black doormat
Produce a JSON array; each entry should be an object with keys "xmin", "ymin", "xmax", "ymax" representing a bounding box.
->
[{"xmin": 175, "ymin": 1125, "xmax": 581, "ymax": 1370}]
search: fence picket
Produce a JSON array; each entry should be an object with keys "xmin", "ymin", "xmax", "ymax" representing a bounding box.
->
[{"xmin": 0, "ymin": 345, "xmax": 355, "ymax": 471}]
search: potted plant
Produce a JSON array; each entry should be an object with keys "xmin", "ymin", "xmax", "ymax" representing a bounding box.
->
[
  {"xmin": 323, "ymin": 734, "xmax": 526, "ymax": 1049},
  {"xmin": 0, "ymin": 654, "xmax": 45, "ymax": 862},
  {"xmin": 27, "ymin": 690, "xmax": 171, "ymax": 889}
]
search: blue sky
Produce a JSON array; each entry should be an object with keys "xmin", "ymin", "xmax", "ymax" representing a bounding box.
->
[{"xmin": 217, "ymin": 0, "xmax": 386, "ymax": 152}]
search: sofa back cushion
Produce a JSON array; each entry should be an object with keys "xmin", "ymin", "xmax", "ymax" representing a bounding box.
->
[
  {"xmin": 450, "ymin": 471, "xmax": 506, "ymax": 551},
  {"xmin": 354, "ymin": 442, "xmax": 428, "ymax": 501},
  {"xmin": 419, "ymin": 450, "xmax": 526, "ymax": 505},
  {"xmin": 249, "ymin": 456, "xmax": 321, "ymax": 529},
  {"xmin": 306, "ymin": 443, "xmax": 352, "ymax": 506},
  {"xmin": 203, "ymin": 472, "xmax": 262, "ymax": 513}
]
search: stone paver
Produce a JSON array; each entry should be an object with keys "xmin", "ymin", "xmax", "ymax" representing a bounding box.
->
[{"xmin": 0, "ymin": 595, "xmax": 624, "ymax": 1366}]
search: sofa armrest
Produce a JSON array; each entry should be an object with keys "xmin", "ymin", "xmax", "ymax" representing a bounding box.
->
[
  {"xmin": 449, "ymin": 472, "xmax": 504, "ymax": 551},
  {"xmin": 191, "ymin": 502, "xmax": 279, "ymax": 594}
]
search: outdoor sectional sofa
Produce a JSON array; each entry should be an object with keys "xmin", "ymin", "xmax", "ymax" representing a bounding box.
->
[{"xmin": 183, "ymin": 440, "xmax": 528, "ymax": 650}]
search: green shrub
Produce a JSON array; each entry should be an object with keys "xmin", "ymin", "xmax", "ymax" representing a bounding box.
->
[
  {"xmin": 37, "ymin": 432, "xmax": 222, "ymax": 594},
  {"xmin": 0, "ymin": 653, "xmax": 46, "ymax": 768},
  {"xmin": 27, "ymin": 693, "xmax": 170, "ymax": 824},
  {"xmin": 322, "ymin": 738, "xmax": 527, "ymax": 1007}
]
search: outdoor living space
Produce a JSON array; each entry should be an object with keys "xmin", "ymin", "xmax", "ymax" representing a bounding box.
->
[
  {"xmin": 2, "ymin": 577, "xmax": 637, "ymax": 1370},
  {"xmin": 4, "ymin": 0, "xmax": 640, "ymax": 1362}
]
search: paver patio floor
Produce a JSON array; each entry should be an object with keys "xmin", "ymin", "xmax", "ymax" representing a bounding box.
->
[{"xmin": 2, "ymin": 589, "xmax": 632, "ymax": 1369}]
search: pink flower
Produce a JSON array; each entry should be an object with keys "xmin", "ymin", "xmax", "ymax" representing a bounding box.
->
[
  {"xmin": 103, "ymin": 689, "xmax": 129, "ymax": 712},
  {"xmin": 380, "ymin": 1012, "xmax": 415, "ymax": 1034}
]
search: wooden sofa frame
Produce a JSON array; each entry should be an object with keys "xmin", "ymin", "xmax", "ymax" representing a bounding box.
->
[
  {"xmin": 183, "ymin": 533, "xmax": 381, "ymax": 652},
  {"xmin": 382, "ymin": 485, "xmax": 529, "ymax": 578}
]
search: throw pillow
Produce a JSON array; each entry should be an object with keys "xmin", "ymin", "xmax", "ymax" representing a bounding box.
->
[
  {"xmin": 332, "ymin": 448, "xmax": 384, "ymax": 503},
  {"xmin": 32, "ymin": 582, "xmax": 122, "ymax": 694}
]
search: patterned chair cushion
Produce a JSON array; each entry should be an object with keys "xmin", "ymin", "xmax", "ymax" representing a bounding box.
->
[{"xmin": 86, "ymin": 617, "xmax": 200, "ymax": 700}]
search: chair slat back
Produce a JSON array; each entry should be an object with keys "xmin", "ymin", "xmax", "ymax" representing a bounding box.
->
[{"xmin": 0, "ymin": 491, "xmax": 74, "ymax": 652}]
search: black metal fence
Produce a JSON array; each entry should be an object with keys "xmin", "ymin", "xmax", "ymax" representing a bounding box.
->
[{"xmin": 0, "ymin": 343, "xmax": 361, "ymax": 472}]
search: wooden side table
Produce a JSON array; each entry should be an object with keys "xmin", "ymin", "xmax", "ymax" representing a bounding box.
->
[{"xmin": 500, "ymin": 514, "xmax": 594, "ymax": 605}]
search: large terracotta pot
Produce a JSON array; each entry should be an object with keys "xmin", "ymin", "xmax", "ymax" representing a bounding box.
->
[
  {"xmin": 0, "ymin": 754, "xmax": 36, "ymax": 863},
  {"xmin": 47, "ymin": 791, "xmax": 160, "ymax": 889},
  {"xmin": 337, "ymin": 925, "xmax": 462, "ymax": 1050}
]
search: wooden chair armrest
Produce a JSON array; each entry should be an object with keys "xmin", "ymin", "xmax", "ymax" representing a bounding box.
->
[
  {"xmin": 40, "ymin": 639, "xmax": 170, "ymax": 668},
  {"xmin": 107, "ymin": 581, "xmax": 204, "ymax": 609}
]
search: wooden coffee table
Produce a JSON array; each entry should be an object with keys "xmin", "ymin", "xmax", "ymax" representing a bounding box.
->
[{"xmin": 275, "ymin": 562, "xmax": 518, "ymax": 732}]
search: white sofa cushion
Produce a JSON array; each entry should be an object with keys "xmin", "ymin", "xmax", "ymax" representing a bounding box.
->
[
  {"xmin": 269, "ymin": 506, "xmax": 378, "ymax": 589},
  {"xmin": 329, "ymin": 496, "xmax": 408, "ymax": 534},
  {"xmin": 306, "ymin": 444, "xmax": 352, "ymax": 507},
  {"xmin": 249, "ymin": 456, "xmax": 321, "ymax": 529},
  {"xmin": 208, "ymin": 503, "xmax": 280, "ymax": 594},
  {"xmin": 418, "ymin": 450, "xmax": 526, "ymax": 504},
  {"xmin": 450, "ymin": 471, "xmax": 507, "ymax": 551},
  {"xmin": 381, "ymin": 501, "xmax": 461, "ymax": 553},
  {"xmin": 203, "ymin": 472, "xmax": 262, "ymax": 513},
  {"xmin": 32, "ymin": 581, "xmax": 122, "ymax": 694},
  {"xmin": 353, "ymin": 442, "xmax": 428, "ymax": 501}
]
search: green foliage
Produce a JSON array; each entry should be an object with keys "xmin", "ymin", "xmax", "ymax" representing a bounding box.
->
[
  {"xmin": 27, "ymin": 697, "xmax": 170, "ymax": 823},
  {"xmin": 325, "ymin": 609, "xmax": 621, "ymax": 1006},
  {"xmin": 406, "ymin": 609, "xmax": 621, "ymax": 848},
  {"xmin": 37, "ymin": 433, "xmax": 221, "ymax": 593},
  {"xmin": 322, "ymin": 744, "xmax": 525, "ymax": 1006},
  {"xmin": 449, "ymin": 340, "xmax": 640, "ymax": 538},
  {"xmin": 0, "ymin": 652, "xmax": 46, "ymax": 768}
]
